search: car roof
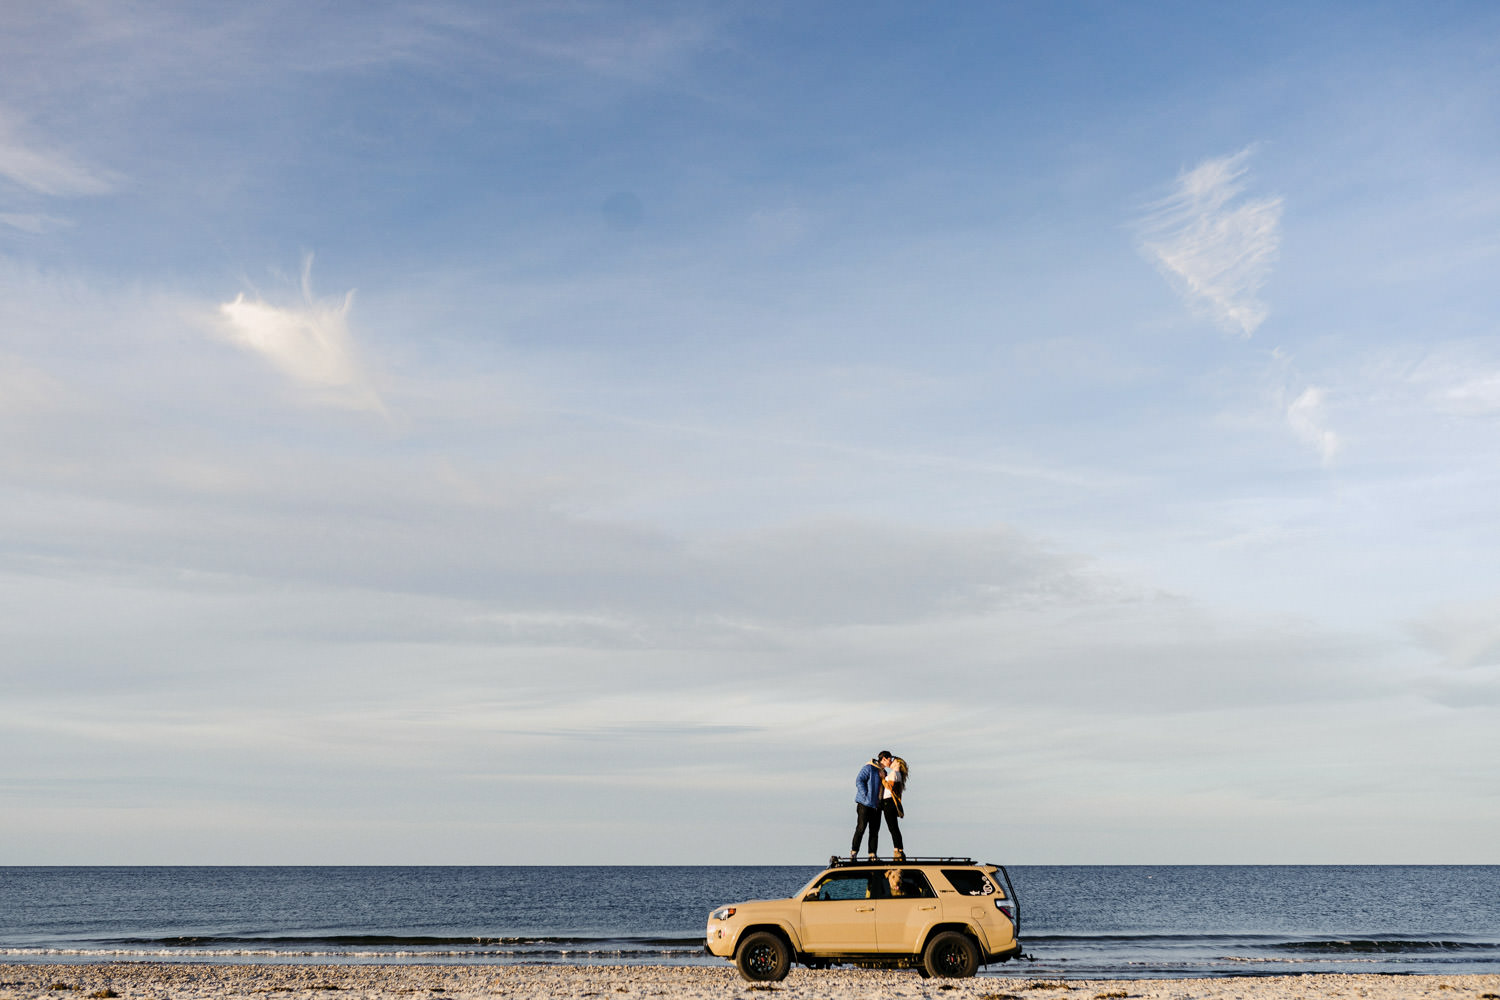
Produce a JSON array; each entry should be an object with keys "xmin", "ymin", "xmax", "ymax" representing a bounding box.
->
[{"xmin": 822, "ymin": 855, "xmax": 987, "ymax": 870}]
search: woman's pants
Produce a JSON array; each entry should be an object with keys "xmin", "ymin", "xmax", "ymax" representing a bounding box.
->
[{"xmin": 880, "ymin": 799, "xmax": 904, "ymax": 852}]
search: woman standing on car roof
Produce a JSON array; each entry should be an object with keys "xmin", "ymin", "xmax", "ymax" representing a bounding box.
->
[{"xmin": 881, "ymin": 752, "xmax": 907, "ymax": 861}]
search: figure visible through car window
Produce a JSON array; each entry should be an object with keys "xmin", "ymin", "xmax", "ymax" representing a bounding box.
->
[{"xmin": 883, "ymin": 868, "xmax": 935, "ymax": 898}]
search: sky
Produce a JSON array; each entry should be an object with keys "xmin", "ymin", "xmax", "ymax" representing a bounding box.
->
[{"xmin": 3, "ymin": 1, "xmax": 1499, "ymax": 865}]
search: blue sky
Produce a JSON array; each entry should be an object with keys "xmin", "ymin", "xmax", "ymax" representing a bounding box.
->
[{"xmin": 3, "ymin": 1, "xmax": 1499, "ymax": 863}]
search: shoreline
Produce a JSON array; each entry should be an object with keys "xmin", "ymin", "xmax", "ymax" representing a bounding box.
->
[{"xmin": 3, "ymin": 964, "xmax": 1498, "ymax": 1000}]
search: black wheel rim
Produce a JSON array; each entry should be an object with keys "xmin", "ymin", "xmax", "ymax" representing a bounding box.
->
[
  {"xmin": 746, "ymin": 943, "xmax": 778, "ymax": 977},
  {"xmin": 937, "ymin": 941, "xmax": 968, "ymax": 975}
]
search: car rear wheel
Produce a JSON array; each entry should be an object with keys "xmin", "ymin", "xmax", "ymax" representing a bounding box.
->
[
  {"xmin": 736, "ymin": 931, "xmax": 791, "ymax": 982},
  {"xmin": 922, "ymin": 930, "xmax": 979, "ymax": 978}
]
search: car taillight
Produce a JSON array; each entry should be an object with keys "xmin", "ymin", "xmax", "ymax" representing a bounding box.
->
[{"xmin": 994, "ymin": 900, "xmax": 1013, "ymax": 919}]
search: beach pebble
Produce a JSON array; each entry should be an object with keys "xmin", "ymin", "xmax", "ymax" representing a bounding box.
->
[{"xmin": 1, "ymin": 965, "xmax": 1497, "ymax": 1000}]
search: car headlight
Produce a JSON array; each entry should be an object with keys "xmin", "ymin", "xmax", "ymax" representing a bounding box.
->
[{"xmin": 710, "ymin": 906, "xmax": 736, "ymax": 921}]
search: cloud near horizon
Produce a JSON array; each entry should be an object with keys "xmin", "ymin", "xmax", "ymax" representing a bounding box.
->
[{"xmin": 1141, "ymin": 148, "xmax": 1282, "ymax": 337}]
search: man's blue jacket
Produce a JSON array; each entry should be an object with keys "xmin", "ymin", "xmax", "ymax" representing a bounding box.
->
[{"xmin": 855, "ymin": 761, "xmax": 883, "ymax": 808}]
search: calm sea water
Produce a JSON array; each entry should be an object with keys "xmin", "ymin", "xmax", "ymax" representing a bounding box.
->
[{"xmin": 2, "ymin": 866, "xmax": 1497, "ymax": 978}]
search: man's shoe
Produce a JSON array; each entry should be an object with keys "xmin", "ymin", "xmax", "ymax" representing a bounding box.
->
[
  {"xmin": 893, "ymin": 849, "xmax": 906, "ymax": 861},
  {"xmin": 848, "ymin": 851, "xmax": 857, "ymax": 861}
]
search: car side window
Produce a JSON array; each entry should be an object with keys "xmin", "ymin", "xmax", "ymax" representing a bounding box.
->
[
  {"xmin": 811, "ymin": 874, "xmax": 875, "ymax": 900},
  {"xmin": 941, "ymin": 869, "xmax": 998, "ymax": 896},
  {"xmin": 880, "ymin": 869, "xmax": 936, "ymax": 899}
]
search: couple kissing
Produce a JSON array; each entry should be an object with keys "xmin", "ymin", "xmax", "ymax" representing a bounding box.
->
[{"xmin": 851, "ymin": 750, "xmax": 909, "ymax": 861}]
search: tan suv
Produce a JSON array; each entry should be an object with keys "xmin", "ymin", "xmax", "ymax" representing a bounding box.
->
[{"xmin": 705, "ymin": 856, "xmax": 1021, "ymax": 981}]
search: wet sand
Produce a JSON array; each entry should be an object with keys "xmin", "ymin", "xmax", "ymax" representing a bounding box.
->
[{"xmin": 2, "ymin": 965, "xmax": 1497, "ymax": 1000}]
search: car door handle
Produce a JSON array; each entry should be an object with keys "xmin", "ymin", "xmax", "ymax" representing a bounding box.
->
[
  {"xmin": 855, "ymin": 906, "xmax": 874, "ymax": 912},
  {"xmin": 919, "ymin": 905, "xmax": 937, "ymax": 911}
]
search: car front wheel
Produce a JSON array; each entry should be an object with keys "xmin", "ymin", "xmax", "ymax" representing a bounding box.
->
[
  {"xmin": 922, "ymin": 930, "xmax": 979, "ymax": 978},
  {"xmin": 736, "ymin": 931, "xmax": 791, "ymax": 982}
]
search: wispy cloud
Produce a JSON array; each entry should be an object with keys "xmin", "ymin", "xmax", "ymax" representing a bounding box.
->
[
  {"xmin": 1437, "ymin": 370, "xmax": 1500, "ymax": 416},
  {"xmin": 1390, "ymin": 348, "xmax": 1500, "ymax": 418},
  {"xmin": 0, "ymin": 356, "xmax": 70, "ymax": 414},
  {"xmin": 217, "ymin": 256, "xmax": 382, "ymax": 412},
  {"xmin": 1286, "ymin": 385, "xmax": 1339, "ymax": 464},
  {"xmin": 0, "ymin": 212, "xmax": 71, "ymax": 234},
  {"xmin": 1141, "ymin": 147, "xmax": 1282, "ymax": 337},
  {"xmin": 0, "ymin": 7, "xmax": 716, "ymax": 117},
  {"xmin": 0, "ymin": 110, "xmax": 115, "ymax": 197},
  {"xmin": 511, "ymin": 10, "xmax": 714, "ymax": 83},
  {"xmin": 1411, "ymin": 600, "xmax": 1500, "ymax": 670}
]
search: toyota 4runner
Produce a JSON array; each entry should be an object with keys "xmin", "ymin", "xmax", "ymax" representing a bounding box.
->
[{"xmin": 705, "ymin": 856, "xmax": 1021, "ymax": 981}]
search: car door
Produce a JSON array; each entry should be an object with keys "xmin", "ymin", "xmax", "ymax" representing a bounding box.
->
[
  {"xmin": 798, "ymin": 872, "xmax": 878, "ymax": 952},
  {"xmin": 872, "ymin": 868, "xmax": 939, "ymax": 953}
]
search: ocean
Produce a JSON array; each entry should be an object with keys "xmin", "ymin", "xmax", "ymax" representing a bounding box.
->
[{"xmin": 2, "ymin": 866, "xmax": 1497, "ymax": 978}]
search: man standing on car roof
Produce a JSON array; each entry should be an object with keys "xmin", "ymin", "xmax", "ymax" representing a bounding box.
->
[{"xmin": 850, "ymin": 751, "xmax": 892, "ymax": 860}]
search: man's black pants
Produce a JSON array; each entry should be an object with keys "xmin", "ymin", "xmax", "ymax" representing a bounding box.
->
[{"xmin": 851, "ymin": 803, "xmax": 882, "ymax": 855}]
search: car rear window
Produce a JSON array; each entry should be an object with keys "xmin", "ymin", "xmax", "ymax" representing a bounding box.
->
[{"xmin": 942, "ymin": 869, "xmax": 999, "ymax": 896}]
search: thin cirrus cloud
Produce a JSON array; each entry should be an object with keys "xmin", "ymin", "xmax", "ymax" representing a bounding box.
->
[
  {"xmin": 1140, "ymin": 147, "xmax": 1282, "ymax": 337},
  {"xmin": 216, "ymin": 257, "xmax": 383, "ymax": 412},
  {"xmin": 1439, "ymin": 370, "xmax": 1500, "ymax": 416},
  {"xmin": 1286, "ymin": 385, "xmax": 1339, "ymax": 465},
  {"xmin": 0, "ymin": 111, "xmax": 115, "ymax": 197},
  {"xmin": 0, "ymin": 212, "xmax": 71, "ymax": 234}
]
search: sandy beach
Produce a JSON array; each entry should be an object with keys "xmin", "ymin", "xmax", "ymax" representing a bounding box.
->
[{"xmin": 2, "ymin": 965, "xmax": 1497, "ymax": 1000}]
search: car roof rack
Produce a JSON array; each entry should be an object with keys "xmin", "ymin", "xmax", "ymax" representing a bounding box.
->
[{"xmin": 826, "ymin": 855, "xmax": 975, "ymax": 867}]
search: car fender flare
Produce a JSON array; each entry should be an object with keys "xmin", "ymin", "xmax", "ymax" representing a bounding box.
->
[
  {"xmin": 917, "ymin": 922, "xmax": 985, "ymax": 959},
  {"xmin": 734, "ymin": 922, "xmax": 802, "ymax": 956}
]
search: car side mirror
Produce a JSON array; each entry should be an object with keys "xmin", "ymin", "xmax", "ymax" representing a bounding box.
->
[{"xmin": 803, "ymin": 892, "xmax": 819, "ymax": 901}]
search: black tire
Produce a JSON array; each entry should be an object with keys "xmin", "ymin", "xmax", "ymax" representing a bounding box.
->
[
  {"xmin": 736, "ymin": 931, "xmax": 791, "ymax": 982},
  {"xmin": 922, "ymin": 931, "xmax": 979, "ymax": 979}
]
